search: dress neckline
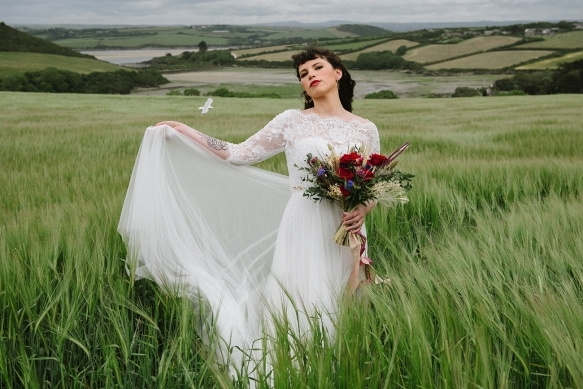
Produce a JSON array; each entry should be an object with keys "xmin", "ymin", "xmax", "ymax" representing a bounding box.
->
[{"xmin": 295, "ymin": 109, "xmax": 374, "ymax": 126}]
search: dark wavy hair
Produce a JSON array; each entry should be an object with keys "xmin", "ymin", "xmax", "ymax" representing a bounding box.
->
[{"xmin": 292, "ymin": 46, "xmax": 356, "ymax": 112}]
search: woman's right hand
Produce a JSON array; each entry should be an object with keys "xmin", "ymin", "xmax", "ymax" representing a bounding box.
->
[{"xmin": 156, "ymin": 121, "xmax": 192, "ymax": 133}]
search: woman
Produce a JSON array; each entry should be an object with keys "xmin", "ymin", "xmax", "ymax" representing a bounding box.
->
[{"xmin": 118, "ymin": 46, "xmax": 380, "ymax": 374}]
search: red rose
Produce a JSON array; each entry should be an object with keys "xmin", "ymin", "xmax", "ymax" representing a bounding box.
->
[
  {"xmin": 367, "ymin": 153, "xmax": 388, "ymax": 167},
  {"xmin": 339, "ymin": 152, "xmax": 362, "ymax": 165},
  {"xmin": 336, "ymin": 167, "xmax": 354, "ymax": 180}
]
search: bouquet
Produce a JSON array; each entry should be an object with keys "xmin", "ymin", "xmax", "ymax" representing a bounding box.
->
[{"xmin": 296, "ymin": 142, "xmax": 413, "ymax": 246}]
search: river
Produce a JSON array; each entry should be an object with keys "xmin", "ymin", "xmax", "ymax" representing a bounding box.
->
[{"xmin": 79, "ymin": 48, "xmax": 197, "ymax": 65}]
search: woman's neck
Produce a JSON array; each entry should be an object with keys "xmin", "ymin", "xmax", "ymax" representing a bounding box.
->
[{"xmin": 310, "ymin": 95, "xmax": 346, "ymax": 118}]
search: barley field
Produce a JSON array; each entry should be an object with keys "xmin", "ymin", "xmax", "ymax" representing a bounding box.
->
[
  {"xmin": 425, "ymin": 50, "xmax": 554, "ymax": 70},
  {"xmin": 403, "ymin": 36, "xmax": 521, "ymax": 64},
  {"xmin": 517, "ymin": 50, "xmax": 583, "ymax": 70},
  {"xmin": 1, "ymin": 92, "xmax": 582, "ymax": 388}
]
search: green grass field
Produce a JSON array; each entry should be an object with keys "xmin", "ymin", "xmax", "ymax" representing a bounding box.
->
[
  {"xmin": 0, "ymin": 52, "xmax": 124, "ymax": 77},
  {"xmin": 516, "ymin": 50, "xmax": 583, "ymax": 69},
  {"xmin": 517, "ymin": 31, "xmax": 583, "ymax": 49},
  {"xmin": 232, "ymin": 44, "xmax": 295, "ymax": 58},
  {"xmin": 322, "ymin": 38, "xmax": 390, "ymax": 52},
  {"xmin": 426, "ymin": 50, "xmax": 554, "ymax": 70},
  {"xmin": 341, "ymin": 39, "xmax": 419, "ymax": 61},
  {"xmin": 403, "ymin": 36, "xmax": 520, "ymax": 64},
  {"xmin": 1, "ymin": 92, "xmax": 583, "ymax": 388}
]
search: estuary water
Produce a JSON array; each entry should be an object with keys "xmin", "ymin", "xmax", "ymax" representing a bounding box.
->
[{"xmin": 79, "ymin": 48, "xmax": 196, "ymax": 65}]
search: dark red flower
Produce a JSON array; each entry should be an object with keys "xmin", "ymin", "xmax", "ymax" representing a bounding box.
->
[
  {"xmin": 340, "ymin": 184, "xmax": 350, "ymax": 197},
  {"xmin": 336, "ymin": 167, "xmax": 354, "ymax": 180},
  {"xmin": 367, "ymin": 153, "xmax": 388, "ymax": 167},
  {"xmin": 357, "ymin": 169, "xmax": 375, "ymax": 181},
  {"xmin": 339, "ymin": 152, "xmax": 362, "ymax": 165}
]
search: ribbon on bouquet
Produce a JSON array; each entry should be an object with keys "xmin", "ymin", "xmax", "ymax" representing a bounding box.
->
[{"xmin": 347, "ymin": 230, "xmax": 373, "ymax": 294}]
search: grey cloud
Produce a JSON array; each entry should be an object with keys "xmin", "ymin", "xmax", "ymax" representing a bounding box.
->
[{"xmin": 1, "ymin": 0, "xmax": 581, "ymax": 25}]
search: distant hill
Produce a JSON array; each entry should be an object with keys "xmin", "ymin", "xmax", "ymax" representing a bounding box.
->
[
  {"xmin": 0, "ymin": 22, "xmax": 93, "ymax": 58},
  {"xmin": 336, "ymin": 24, "xmax": 391, "ymax": 36}
]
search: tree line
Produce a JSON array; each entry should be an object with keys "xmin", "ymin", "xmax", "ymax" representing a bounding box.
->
[{"xmin": 0, "ymin": 68, "xmax": 168, "ymax": 94}]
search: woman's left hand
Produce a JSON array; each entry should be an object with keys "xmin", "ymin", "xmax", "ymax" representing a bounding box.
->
[{"xmin": 343, "ymin": 201, "xmax": 376, "ymax": 232}]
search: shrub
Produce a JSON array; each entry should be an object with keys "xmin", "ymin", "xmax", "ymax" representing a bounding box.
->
[
  {"xmin": 395, "ymin": 45, "xmax": 407, "ymax": 56},
  {"xmin": 364, "ymin": 90, "xmax": 399, "ymax": 99},
  {"xmin": 496, "ymin": 90, "xmax": 526, "ymax": 96},
  {"xmin": 452, "ymin": 87, "xmax": 481, "ymax": 98},
  {"xmin": 204, "ymin": 87, "xmax": 280, "ymax": 99},
  {"xmin": 166, "ymin": 90, "xmax": 183, "ymax": 96},
  {"xmin": 183, "ymin": 88, "xmax": 201, "ymax": 96}
]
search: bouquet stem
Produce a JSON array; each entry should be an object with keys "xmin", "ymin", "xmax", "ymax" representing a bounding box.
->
[
  {"xmin": 333, "ymin": 222, "xmax": 350, "ymax": 246},
  {"xmin": 332, "ymin": 206, "xmax": 356, "ymax": 246}
]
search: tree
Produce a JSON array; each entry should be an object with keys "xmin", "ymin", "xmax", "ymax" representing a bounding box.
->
[
  {"xmin": 198, "ymin": 40, "xmax": 208, "ymax": 54},
  {"xmin": 395, "ymin": 45, "xmax": 407, "ymax": 56}
]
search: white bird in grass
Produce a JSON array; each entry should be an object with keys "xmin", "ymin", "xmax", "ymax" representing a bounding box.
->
[{"xmin": 199, "ymin": 97, "xmax": 214, "ymax": 114}]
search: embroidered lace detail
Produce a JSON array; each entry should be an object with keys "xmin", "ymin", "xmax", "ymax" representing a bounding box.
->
[{"xmin": 228, "ymin": 109, "xmax": 380, "ymax": 189}]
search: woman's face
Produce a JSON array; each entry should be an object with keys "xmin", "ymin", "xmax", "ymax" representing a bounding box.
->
[{"xmin": 298, "ymin": 57, "xmax": 342, "ymax": 99}]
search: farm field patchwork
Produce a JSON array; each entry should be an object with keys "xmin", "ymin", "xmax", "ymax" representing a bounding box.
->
[
  {"xmin": 403, "ymin": 36, "xmax": 521, "ymax": 64},
  {"xmin": 1, "ymin": 92, "xmax": 582, "ymax": 388},
  {"xmin": 516, "ymin": 50, "xmax": 583, "ymax": 69},
  {"xmin": 517, "ymin": 31, "xmax": 583, "ymax": 49},
  {"xmin": 0, "ymin": 51, "xmax": 124, "ymax": 77},
  {"xmin": 341, "ymin": 39, "xmax": 420, "ymax": 60},
  {"xmin": 54, "ymin": 33, "xmax": 230, "ymax": 48},
  {"xmin": 426, "ymin": 50, "xmax": 554, "ymax": 70}
]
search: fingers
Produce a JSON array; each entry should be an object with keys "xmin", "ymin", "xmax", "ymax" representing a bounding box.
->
[{"xmin": 343, "ymin": 211, "xmax": 364, "ymax": 232}]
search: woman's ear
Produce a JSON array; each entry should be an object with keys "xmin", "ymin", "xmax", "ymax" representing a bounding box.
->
[{"xmin": 335, "ymin": 68, "xmax": 343, "ymax": 80}]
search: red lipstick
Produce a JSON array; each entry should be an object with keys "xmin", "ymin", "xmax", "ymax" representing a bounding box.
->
[{"xmin": 310, "ymin": 80, "xmax": 320, "ymax": 87}]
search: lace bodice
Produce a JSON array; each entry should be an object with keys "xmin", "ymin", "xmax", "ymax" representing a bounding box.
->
[{"xmin": 228, "ymin": 109, "xmax": 380, "ymax": 189}]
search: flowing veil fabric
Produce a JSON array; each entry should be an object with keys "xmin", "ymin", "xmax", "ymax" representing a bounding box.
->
[{"xmin": 118, "ymin": 125, "xmax": 290, "ymax": 365}]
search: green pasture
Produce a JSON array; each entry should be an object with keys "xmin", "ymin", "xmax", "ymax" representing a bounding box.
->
[
  {"xmin": 341, "ymin": 39, "xmax": 419, "ymax": 61},
  {"xmin": 403, "ymin": 36, "xmax": 520, "ymax": 64},
  {"xmin": 0, "ymin": 51, "xmax": 124, "ymax": 77},
  {"xmin": 426, "ymin": 50, "xmax": 554, "ymax": 70},
  {"xmin": 518, "ymin": 30, "xmax": 583, "ymax": 49},
  {"xmin": 326, "ymin": 27, "xmax": 359, "ymax": 38},
  {"xmin": 1, "ymin": 92, "xmax": 583, "ymax": 388},
  {"xmin": 517, "ymin": 50, "xmax": 583, "ymax": 69},
  {"xmin": 232, "ymin": 44, "xmax": 295, "ymax": 57},
  {"xmin": 321, "ymin": 38, "xmax": 390, "ymax": 52}
]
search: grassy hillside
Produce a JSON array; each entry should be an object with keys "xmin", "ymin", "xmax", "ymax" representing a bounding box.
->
[
  {"xmin": 517, "ymin": 31, "xmax": 583, "ymax": 49},
  {"xmin": 1, "ymin": 92, "xmax": 583, "ymax": 388},
  {"xmin": 0, "ymin": 22, "xmax": 91, "ymax": 58},
  {"xmin": 0, "ymin": 51, "xmax": 123, "ymax": 77}
]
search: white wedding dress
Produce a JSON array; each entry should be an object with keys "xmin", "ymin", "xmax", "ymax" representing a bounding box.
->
[{"xmin": 118, "ymin": 108, "xmax": 380, "ymax": 373}]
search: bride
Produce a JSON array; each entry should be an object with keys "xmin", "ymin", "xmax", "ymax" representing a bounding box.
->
[{"xmin": 118, "ymin": 46, "xmax": 380, "ymax": 378}]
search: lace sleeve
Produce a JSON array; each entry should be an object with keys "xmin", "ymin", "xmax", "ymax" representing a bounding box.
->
[
  {"xmin": 368, "ymin": 123, "xmax": 381, "ymax": 154},
  {"xmin": 227, "ymin": 111, "xmax": 290, "ymax": 166}
]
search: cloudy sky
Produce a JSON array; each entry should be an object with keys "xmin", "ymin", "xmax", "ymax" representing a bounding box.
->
[{"xmin": 2, "ymin": 0, "xmax": 582, "ymax": 26}]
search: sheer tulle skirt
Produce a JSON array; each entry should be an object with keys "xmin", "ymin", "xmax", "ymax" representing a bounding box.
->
[{"xmin": 118, "ymin": 125, "xmax": 356, "ymax": 374}]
